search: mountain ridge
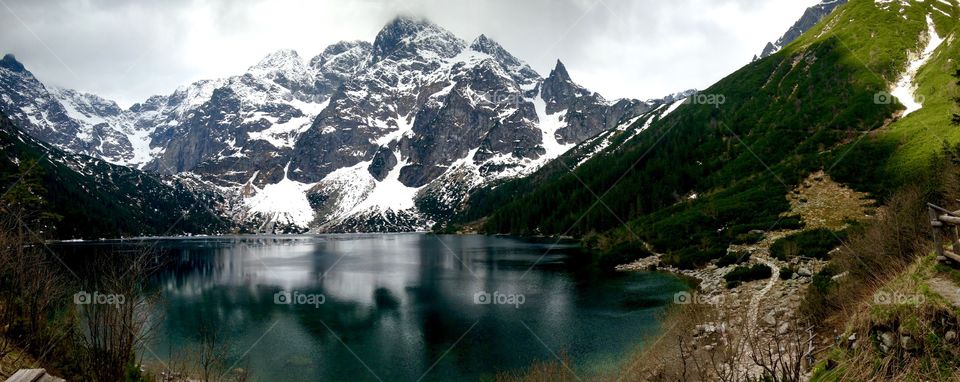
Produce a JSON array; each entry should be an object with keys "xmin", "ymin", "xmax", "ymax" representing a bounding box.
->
[
  {"xmin": 0, "ymin": 16, "xmax": 670, "ymax": 234},
  {"xmin": 753, "ymin": 0, "xmax": 849, "ymax": 61}
]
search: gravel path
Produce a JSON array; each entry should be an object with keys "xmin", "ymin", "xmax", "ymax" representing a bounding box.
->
[
  {"xmin": 928, "ymin": 277, "xmax": 960, "ymax": 308},
  {"xmin": 747, "ymin": 256, "xmax": 780, "ymax": 334}
]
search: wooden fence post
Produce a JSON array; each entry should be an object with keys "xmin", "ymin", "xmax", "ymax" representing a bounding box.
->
[{"xmin": 930, "ymin": 205, "xmax": 946, "ymax": 258}]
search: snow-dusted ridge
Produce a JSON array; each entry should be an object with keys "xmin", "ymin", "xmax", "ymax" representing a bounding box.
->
[{"xmin": 0, "ymin": 17, "xmax": 662, "ymax": 233}]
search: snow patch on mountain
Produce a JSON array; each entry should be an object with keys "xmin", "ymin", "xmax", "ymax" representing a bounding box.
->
[
  {"xmin": 532, "ymin": 91, "xmax": 573, "ymax": 162},
  {"xmin": 246, "ymin": 99, "xmax": 329, "ymax": 149},
  {"xmin": 243, "ymin": 164, "xmax": 316, "ymax": 227},
  {"xmin": 374, "ymin": 113, "xmax": 416, "ymax": 146},
  {"xmin": 890, "ymin": 14, "xmax": 944, "ymax": 117},
  {"xmin": 349, "ymin": 152, "xmax": 421, "ymax": 215}
]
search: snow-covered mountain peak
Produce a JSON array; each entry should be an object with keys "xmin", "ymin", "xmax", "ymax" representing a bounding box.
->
[
  {"xmin": 0, "ymin": 54, "xmax": 26, "ymax": 73},
  {"xmin": 309, "ymin": 41, "xmax": 372, "ymax": 75},
  {"xmin": 246, "ymin": 48, "xmax": 315, "ymax": 88},
  {"xmin": 371, "ymin": 16, "xmax": 466, "ymax": 62},
  {"xmin": 754, "ymin": 0, "xmax": 847, "ymax": 60},
  {"xmin": 469, "ymin": 34, "xmax": 508, "ymax": 58},
  {"xmin": 0, "ymin": 17, "xmax": 657, "ymax": 234},
  {"xmin": 468, "ymin": 34, "xmax": 540, "ymax": 85},
  {"xmin": 248, "ymin": 49, "xmax": 304, "ymax": 73},
  {"xmin": 49, "ymin": 87, "xmax": 125, "ymax": 125}
]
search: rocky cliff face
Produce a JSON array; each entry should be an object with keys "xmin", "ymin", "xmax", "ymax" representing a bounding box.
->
[
  {"xmin": 0, "ymin": 17, "xmax": 655, "ymax": 233},
  {"xmin": 0, "ymin": 54, "xmax": 149, "ymax": 166}
]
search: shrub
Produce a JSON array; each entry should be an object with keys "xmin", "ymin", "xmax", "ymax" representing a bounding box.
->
[
  {"xmin": 663, "ymin": 247, "xmax": 727, "ymax": 270},
  {"xmin": 799, "ymin": 265, "xmax": 841, "ymax": 324},
  {"xmin": 596, "ymin": 241, "xmax": 652, "ymax": 271},
  {"xmin": 716, "ymin": 251, "xmax": 751, "ymax": 267},
  {"xmin": 779, "ymin": 267, "xmax": 795, "ymax": 280},
  {"xmin": 731, "ymin": 231, "xmax": 765, "ymax": 245},
  {"xmin": 723, "ymin": 264, "xmax": 772, "ymax": 288},
  {"xmin": 770, "ymin": 228, "xmax": 845, "ymax": 260}
]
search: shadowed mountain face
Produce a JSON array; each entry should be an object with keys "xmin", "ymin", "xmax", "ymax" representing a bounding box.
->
[
  {"xmin": 0, "ymin": 110, "xmax": 230, "ymax": 239},
  {"xmin": 0, "ymin": 17, "xmax": 658, "ymax": 233}
]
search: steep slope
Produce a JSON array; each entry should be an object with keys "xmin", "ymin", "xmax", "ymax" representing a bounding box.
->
[
  {"xmin": 754, "ymin": 0, "xmax": 849, "ymax": 61},
  {"xmin": 0, "ymin": 111, "xmax": 231, "ymax": 239},
  {"xmin": 461, "ymin": 0, "xmax": 959, "ymax": 268},
  {"xmin": 0, "ymin": 54, "xmax": 151, "ymax": 166}
]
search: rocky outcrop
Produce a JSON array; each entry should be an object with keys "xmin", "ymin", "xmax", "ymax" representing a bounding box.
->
[{"xmin": 754, "ymin": 0, "xmax": 848, "ymax": 60}]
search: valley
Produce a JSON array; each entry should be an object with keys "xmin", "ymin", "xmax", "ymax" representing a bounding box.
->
[{"xmin": 2, "ymin": 0, "xmax": 960, "ymax": 381}]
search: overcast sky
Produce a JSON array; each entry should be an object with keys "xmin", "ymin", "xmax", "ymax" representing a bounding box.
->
[{"xmin": 0, "ymin": 0, "xmax": 817, "ymax": 107}]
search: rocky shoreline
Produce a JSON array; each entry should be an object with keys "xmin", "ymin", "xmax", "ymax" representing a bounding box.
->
[
  {"xmin": 614, "ymin": 172, "xmax": 874, "ymax": 379},
  {"xmin": 617, "ymin": 229, "xmax": 829, "ymax": 331}
]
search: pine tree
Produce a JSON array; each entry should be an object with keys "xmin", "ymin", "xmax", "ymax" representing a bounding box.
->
[{"xmin": 0, "ymin": 158, "xmax": 61, "ymax": 236}]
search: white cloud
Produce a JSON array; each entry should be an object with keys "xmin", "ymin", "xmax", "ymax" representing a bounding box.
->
[{"xmin": 0, "ymin": 0, "xmax": 818, "ymax": 107}]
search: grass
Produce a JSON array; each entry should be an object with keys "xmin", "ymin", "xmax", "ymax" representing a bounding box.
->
[
  {"xmin": 818, "ymin": 0, "xmax": 960, "ymax": 193},
  {"xmin": 810, "ymin": 254, "xmax": 960, "ymax": 382}
]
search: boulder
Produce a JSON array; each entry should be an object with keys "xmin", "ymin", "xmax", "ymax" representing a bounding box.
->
[{"xmin": 880, "ymin": 331, "xmax": 896, "ymax": 347}]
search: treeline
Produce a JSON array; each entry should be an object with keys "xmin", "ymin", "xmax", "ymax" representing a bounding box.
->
[{"xmin": 0, "ymin": 112, "xmax": 231, "ymax": 239}]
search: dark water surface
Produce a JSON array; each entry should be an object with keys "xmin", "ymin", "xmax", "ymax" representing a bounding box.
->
[{"xmin": 56, "ymin": 234, "xmax": 685, "ymax": 381}]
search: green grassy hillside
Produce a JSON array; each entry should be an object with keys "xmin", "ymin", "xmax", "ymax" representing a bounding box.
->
[{"xmin": 456, "ymin": 0, "xmax": 960, "ymax": 268}]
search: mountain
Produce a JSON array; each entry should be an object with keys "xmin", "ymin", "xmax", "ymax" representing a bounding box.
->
[
  {"xmin": 0, "ymin": 110, "xmax": 231, "ymax": 239},
  {"xmin": 0, "ymin": 54, "xmax": 151, "ymax": 167},
  {"xmin": 140, "ymin": 48, "xmax": 336, "ymax": 179},
  {"xmin": 458, "ymin": 0, "xmax": 959, "ymax": 268},
  {"xmin": 753, "ymin": 0, "xmax": 848, "ymax": 61},
  {"xmin": 286, "ymin": 17, "xmax": 657, "ymax": 231},
  {"xmin": 0, "ymin": 16, "xmax": 654, "ymax": 234}
]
